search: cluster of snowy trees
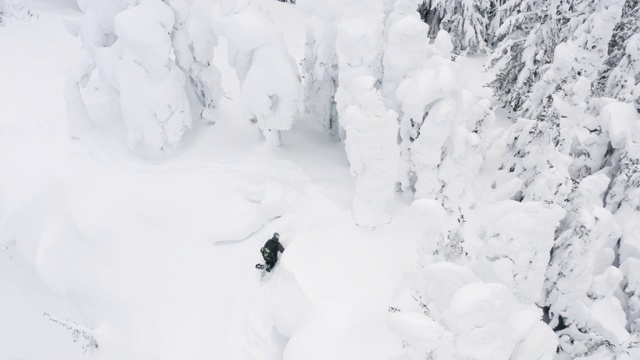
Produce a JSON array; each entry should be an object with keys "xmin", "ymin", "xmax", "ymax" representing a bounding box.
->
[
  {"xmin": 298, "ymin": 0, "xmax": 640, "ymax": 358},
  {"xmin": 65, "ymin": 0, "xmax": 224, "ymax": 152},
  {"xmin": 66, "ymin": 0, "xmax": 299, "ymax": 151},
  {"xmin": 301, "ymin": 0, "xmax": 493, "ymax": 227},
  {"xmin": 484, "ymin": 1, "xmax": 640, "ymax": 358},
  {"xmin": 64, "ymin": 0, "xmax": 640, "ymax": 357}
]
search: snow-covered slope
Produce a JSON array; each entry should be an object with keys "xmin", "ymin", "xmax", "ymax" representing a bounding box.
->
[
  {"xmin": 0, "ymin": 2, "xmax": 419, "ymax": 359},
  {"xmin": 3, "ymin": 1, "xmax": 639, "ymax": 359}
]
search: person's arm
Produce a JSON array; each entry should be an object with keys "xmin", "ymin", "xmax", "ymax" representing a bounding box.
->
[{"xmin": 278, "ymin": 243, "xmax": 285, "ymax": 253}]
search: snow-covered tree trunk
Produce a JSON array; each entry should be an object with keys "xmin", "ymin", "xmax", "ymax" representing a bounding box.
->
[{"xmin": 218, "ymin": 0, "xmax": 302, "ymax": 147}]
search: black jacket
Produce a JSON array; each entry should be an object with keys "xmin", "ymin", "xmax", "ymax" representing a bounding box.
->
[{"xmin": 261, "ymin": 238, "xmax": 284, "ymax": 262}]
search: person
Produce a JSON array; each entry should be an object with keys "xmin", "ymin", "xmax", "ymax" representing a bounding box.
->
[{"xmin": 259, "ymin": 232, "xmax": 285, "ymax": 272}]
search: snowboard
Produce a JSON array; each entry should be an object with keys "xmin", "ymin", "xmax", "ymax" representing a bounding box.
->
[
  {"xmin": 255, "ymin": 263, "xmax": 276, "ymax": 280},
  {"xmin": 255, "ymin": 263, "xmax": 266, "ymax": 279}
]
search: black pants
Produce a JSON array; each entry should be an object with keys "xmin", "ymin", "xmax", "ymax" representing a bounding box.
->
[{"xmin": 265, "ymin": 259, "xmax": 276, "ymax": 272}]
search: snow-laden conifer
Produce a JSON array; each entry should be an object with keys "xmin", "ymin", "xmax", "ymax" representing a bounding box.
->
[
  {"xmin": 66, "ymin": 0, "xmax": 223, "ymax": 153},
  {"xmin": 545, "ymin": 174, "xmax": 626, "ymax": 359},
  {"xmin": 388, "ymin": 199, "xmax": 561, "ymax": 360},
  {"xmin": 594, "ymin": 0, "xmax": 640, "ymax": 111},
  {"xmin": 340, "ymin": 76, "xmax": 399, "ymax": 227},
  {"xmin": 382, "ymin": 0, "xmax": 430, "ymax": 113},
  {"xmin": 298, "ymin": 0, "xmax": 341, "ymax": 137},
  {"xmin": 164, "ymin": 0, "xmax": 223, "ymax": 122},
  {"xmin": 524, "ymin": 0, "xmax": 623, "ymax": 119},
  {"xmin": 65, "ymin": 0, "xmax": 133, "ymax": 139},
  {"xmin": 519, "ymin": 0, "xmax": 623, "ymax": 182},
  {"xmin": 97, "ymin": 0, "xmax": 193, "ymax": 152},
  {"xmin": 218, "ymin": 0, "xmax": 302, "ymax": 146},
  {"xmin": 489, "ymin": 0, "xmax": 557, "ymax": 112},
  {"xmin": 392, "ymin": 38, "xmax": 493, "ymax": 210},
  {"xmin": 418, "ymin": 0, "xmax": 490, "ymax": 54},
  {"xmin": 484, "ymin": 116, "xmax": 574, "ymax": 205}
]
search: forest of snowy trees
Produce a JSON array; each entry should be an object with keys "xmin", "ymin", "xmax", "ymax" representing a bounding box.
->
[{"xmin": 15, "ymin": 0, "xmax": 635, "ymax": 358}]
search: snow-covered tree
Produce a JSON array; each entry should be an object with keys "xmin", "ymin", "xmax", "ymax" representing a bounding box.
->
[
  {"xmin": 340, "ymin": 76, "xmax": 399, "ymax": 227},
  {"xmin": 483, "ymin": 114, "xmax": 574, "ymax": 206},
  {"xmin": 97, "ymin": 0, "xmax": 193, "ymax": 152},
  {"xmin": 328, "ymin": 0, "xmax": 404, "ymax": 226},
  {"xmin": 389, "ymin": 200, "xmax": 561, "ymax": 360},
  {"xmin": 218, "ymin": 0, "xmax": 302, "ymax": 146},
  {"xmin": 517, "ymin": 1, "xmax": 622, "ymax": 182},
  {"xmin": 486, "ymin": 0, "xmax": 507, "ymax": 47},
  {"xmin": 401, "ymin": 74, "xmax": 492, "ymax": 213},
  {"xmin": 164, "ymin": 0, "xmax": 223, "ymax": 122},
  {"xmin": 382, "ymin": 1, "xmax": 496, "ymax": 225},
  {"xmin": 489, "ymin": 0, "xmax": 559, "ymax": 112},
  {"xmin": 383, "ymin": 0, "xmax": 435, "ymax": 191},
  {"xmin": 602, "ymin": 102, "xmax": 640, "ymax": 341},
  {"xmin": 334, "ymin": 0, "xmax": 385, "ymax": 107},
  {"xmin": 523, "ymin": 0, "xmax": 623, "ymax": 120},
  {"xmin": 298, "ymin": 0, "xmax": 340, "ymax": 137},
  {"xmin": 65, "ymin": 0, "xmax": 133, "ymax": 139},
  {"xmin": 467, "ymin": 201, "xmax": 566, "ymax": 303},
  {"xmin": 445, "ymin": 0, "xmax": 490, "ymax": 54},
  {"xmin": 385, "ymin": 19, "xmax": 492, "ymax": 203},
  {"xmin": 382, "ymin": 0, "xmax": 431, "ymax": 112},
  {"xmin": 594, "ymin": 0, "xmax": 640, "ymax": 111},
  {"xmin": 66, "ymin": 0, "xmax": 223, "ymax": 153},
  {"xmin": 417, "ymin": 0, "xmax": 447, "ymax": 39},
  {"xmin": 544, "ymin": 174, "xmax": 625, "ymax": 359},
  {"xmin": 418, "ymin": 0, "xmax": 490, "ymax": 54}
]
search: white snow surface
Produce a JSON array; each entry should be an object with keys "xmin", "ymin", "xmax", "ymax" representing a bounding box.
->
[
  {"xmin": 0, "ymin": 2, "xmax": 415, "ymax": 359},
  {"xmin": 4, "ymin": 1, "xmax": 637, "ymax": 359}
]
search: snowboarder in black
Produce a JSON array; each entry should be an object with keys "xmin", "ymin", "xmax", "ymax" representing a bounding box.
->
[{"xmin": 257, "ymin": 232, "xmax": 285, "ymax": 272}]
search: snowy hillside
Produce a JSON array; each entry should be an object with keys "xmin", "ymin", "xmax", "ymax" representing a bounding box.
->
[{"xmin": 1, "ymin": 0, "xmax": 639, "ymax": 360}]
